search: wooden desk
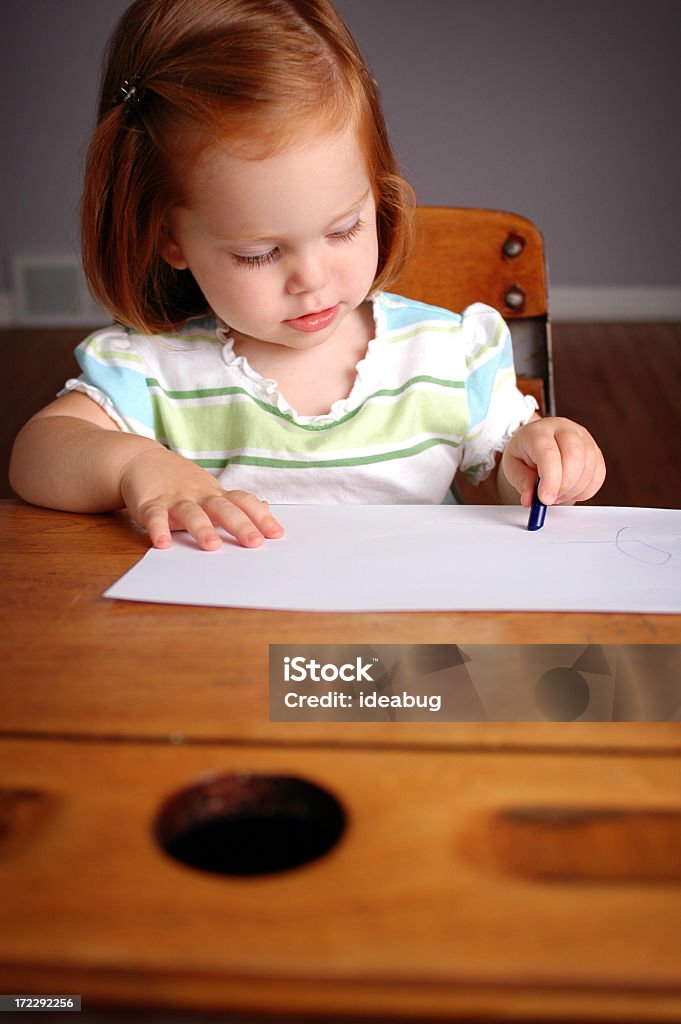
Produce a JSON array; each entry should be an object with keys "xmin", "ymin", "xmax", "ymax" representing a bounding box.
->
[{"xmin": 1, "ymin": 501, "xmax": 681, "ymax": 1022}]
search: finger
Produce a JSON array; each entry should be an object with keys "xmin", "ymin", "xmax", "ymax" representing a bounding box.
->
[
  {"xmin": 501, "ymin": 454, "xmax": 543, "ymax": 508},
  {"xmin": 201, "ymin": 494, "xmax": 271, "ymax": 548},
  {"xmin": 530, "ymin": 444, "xmax": 564, "ymax": 505},
  {"xmin": 135, "ymin": 501, "xmax": 173, "ymax": 549},
  {"xmin": 553, "ymin": 436, "xmax": 587, "ymax": 502},
  {"xmin": 558, "ymin": 445, "xmax": 607, "ymax": 504},
  {"xmin": 168, "ymin": 500, "xmax": 225, "ymax": 550},
  {"xmin": 505, "ymin": 423, "xmax": 564, "ymax": 505},
  {"xmin": 516, "ymin": 470, "xmax": 538, "ymax": 508},
  {"xmin": 553, "ymin": 432, "xmax": 600, "ymax": 503},
  {"xmin": 224, "ymin": 490, "xmax": 285, "ymax": 538}
]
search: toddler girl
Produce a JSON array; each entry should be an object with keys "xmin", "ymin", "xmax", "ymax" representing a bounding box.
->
[{"xmin": 10, "ymin": 0, "xmax": 605, "ymax": 550}]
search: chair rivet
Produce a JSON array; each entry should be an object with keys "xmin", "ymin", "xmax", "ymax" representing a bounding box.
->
[
  {"xmin": 503, "ymin": 234, "xmax": 525, "ymax": 258},
  {"xmin": 504, "ymin": 285, "xmax": 525, "ymax": 309}
]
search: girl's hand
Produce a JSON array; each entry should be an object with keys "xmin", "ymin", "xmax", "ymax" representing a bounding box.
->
[
  {"xmin": 119, "ymin": 447, "xmax": 284, "ymax": 550},
  {"xmin": 499, "ymin": 416, "xmax": 605, "ymax": 507}
]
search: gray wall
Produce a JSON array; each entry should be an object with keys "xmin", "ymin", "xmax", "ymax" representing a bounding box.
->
[{"xmin": 1, "ymin": 0, "xmax": 680, "ymax": 296}]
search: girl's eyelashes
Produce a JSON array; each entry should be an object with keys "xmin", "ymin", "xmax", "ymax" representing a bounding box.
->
[
  {"xmin": 329, "ymin": 218, "xmax": 365, "ymax": 243},
  {"xmin": 230, "ymin": 218, "xmax": 365, "ymax": 269},
  {"xmin": 231, "ymin": 248, "xmax": 278, "ymax": 269}
]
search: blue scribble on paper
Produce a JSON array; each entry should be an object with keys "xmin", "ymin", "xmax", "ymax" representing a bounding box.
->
[{"xmin": 551, "ymin": 526, "xmax": 672, "ymax": 565}]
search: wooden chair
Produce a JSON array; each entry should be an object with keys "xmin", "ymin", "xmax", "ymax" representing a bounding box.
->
[
  {"xmin": 391, "ymin": 206, "xmax": 554, "ymax": 416},
  {"xmin": 390, "ymin": 206, "xmax": 554, "ymax": 503}
]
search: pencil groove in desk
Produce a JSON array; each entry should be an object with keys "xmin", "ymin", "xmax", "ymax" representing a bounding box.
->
[{"xmin": 1, "ymin": 728, "xmax": 681, "ymax": 757}]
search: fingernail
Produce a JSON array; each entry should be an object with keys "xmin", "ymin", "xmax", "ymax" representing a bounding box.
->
[
  {"xmin": 246, "ymin": 531, "xmax": 264, "ymax": 546},
  {"xmin": 264, "ymin": 518, "xmax": 284, "ymax": 536},
  {"xmin": 156, "ymin": 534, "xmax": 171, "ymax": 547}
]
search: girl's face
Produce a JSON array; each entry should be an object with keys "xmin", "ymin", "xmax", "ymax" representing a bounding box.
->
[{"xmin": 162, "ymin": 126, "xmax": 379, "ymax": 350}]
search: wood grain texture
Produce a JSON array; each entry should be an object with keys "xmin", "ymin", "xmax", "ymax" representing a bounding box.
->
[
  {"xmin": 2, "ymin": 501, "xmax": 680, "ymax": 753},
  {"xmin": 2, "ymin": 737, "xmax": 681, "ymax": 1020},
  {"xmin": 392, "ymin": 207, "xmax": 548, "ymax": 317},
  {"xmin": 460, "ymin": 806, "xmax": 681, "ymax": 882}
]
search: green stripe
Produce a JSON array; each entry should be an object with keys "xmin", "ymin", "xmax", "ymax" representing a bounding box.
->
[
  {"xmin": 147, "ymin": 374, "xmax": 464, "ymax": 404},
  {"xmin": 86, "ymin": 346, "xmax": 144, "ymax": 367},
  {"xmin": 193, "ymin": 435, "xmax": 462, "ymax": 471},
  {"xmin": 147, "ymin": 374, "xmax": 467, "ymax": 437},
  {"xmin": 147, "ymin": 382, "xmax": 250, "ymax": 400},
  {"xmin": 150, "ymin": 387, "xmax": 470, "ymax": 454},
  {"xmin": 164, "ymin": 333, "xmax": 222, "ymax": 343},
  {"xmin": 383, "ymin": 322, "xmax": 464, "ymax": 344},
  {"xmin": 491, "ymin": 366, "xmax": 515, "ymax": 393},
  {"xmin": 465, "ymin": 316, "xmax": 509, "ymax": 366}
]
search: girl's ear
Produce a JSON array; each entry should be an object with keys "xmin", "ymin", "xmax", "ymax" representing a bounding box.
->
[{"xmin": 159, "ymin": 221, "xmax": 189, "ymax": 270}]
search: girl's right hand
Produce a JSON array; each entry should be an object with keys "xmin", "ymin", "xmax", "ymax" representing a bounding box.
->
[{"xmin": 119, "ymin": 446, "xmax": 284, "ymax": 550}]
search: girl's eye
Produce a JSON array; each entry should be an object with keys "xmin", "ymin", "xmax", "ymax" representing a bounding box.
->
[
  {"xmin": 329, "ymin": 218, "xmax": 364, "ymax": 243},
  {"xmin": 232, "ymin": 248, "xmax": 278, "ymax": 269},
  {"xmin": 230, "ymin": 218, "xmax": 364, "ymax": 267}
]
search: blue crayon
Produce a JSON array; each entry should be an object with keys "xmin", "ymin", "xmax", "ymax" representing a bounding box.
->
[{"xmin": 527, "ymin": 477, "xmax": 547, "ymax": 531}]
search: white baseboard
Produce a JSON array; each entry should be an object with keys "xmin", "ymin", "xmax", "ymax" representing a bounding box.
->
[
  {"xmin": 0, "ymin": 286, "xmax": 679, "ymax": 326},
  {"xmin": 550, "ymin": 286, "xmax": 681, "ymax": 321}
]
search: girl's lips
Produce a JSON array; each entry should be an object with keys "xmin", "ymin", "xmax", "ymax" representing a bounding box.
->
[{"xmin": 284, "ymin": 304, "xmax": 339, "ymax": 332}]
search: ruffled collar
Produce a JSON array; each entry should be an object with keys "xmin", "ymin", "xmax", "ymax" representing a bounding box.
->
[{"xmin": 214, "ymin": 293, "xmax": 386, "ymax": 426}]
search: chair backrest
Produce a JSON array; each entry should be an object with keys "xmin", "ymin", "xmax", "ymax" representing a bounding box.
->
[{"xmin": 390, "ymin": 207, "xmax": 554, "ymax": 415}]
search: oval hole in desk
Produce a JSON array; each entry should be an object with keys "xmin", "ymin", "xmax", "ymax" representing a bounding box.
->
[
  {"xmin": 460, "ymin": 806, "xmax": 681, "ymax": 883},
  {"xmin": 155, "ymin": 773, "xmax": 346, "ymax": 876},
  {"xmin": 534, "ymin": 667, "xmax": 592, "ymax": 720}
]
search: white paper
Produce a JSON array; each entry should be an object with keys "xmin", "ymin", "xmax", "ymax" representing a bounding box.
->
[{"xmin": 104, "ymin": 505, "xmax": 681, "ymax": 613}]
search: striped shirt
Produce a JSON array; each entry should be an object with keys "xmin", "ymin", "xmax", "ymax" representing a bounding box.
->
[{"xmin": 61, "ymin": 291, "xmax": 536, "ymax": 504}]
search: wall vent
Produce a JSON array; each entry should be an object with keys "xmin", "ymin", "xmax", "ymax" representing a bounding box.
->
[{"xmin": 12, "ymin": 254, "xmax": 108, "ymax": 326}]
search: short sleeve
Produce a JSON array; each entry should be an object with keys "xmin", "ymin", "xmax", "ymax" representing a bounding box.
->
[
  {"xmin": 457, "ymin": 303, "xmax": 537, "ymax": 483},
  {"xmin": 59, "ymin": 327, "xmax": 157, "ymax": 438}
]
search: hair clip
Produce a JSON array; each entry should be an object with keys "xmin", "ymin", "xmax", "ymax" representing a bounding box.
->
[{"xmin": 118, "ymin": 73, "xmax": 146, "ymax": 111}]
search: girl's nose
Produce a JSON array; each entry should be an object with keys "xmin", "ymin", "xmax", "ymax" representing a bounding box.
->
[{"xmin": 286, "ymin": 247, "xmax": 330, "ymax": 295}]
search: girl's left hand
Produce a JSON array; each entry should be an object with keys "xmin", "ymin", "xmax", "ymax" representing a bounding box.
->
[{"xmin": 500, "ymin": 416, "xmax": 606, "ymax": 507}]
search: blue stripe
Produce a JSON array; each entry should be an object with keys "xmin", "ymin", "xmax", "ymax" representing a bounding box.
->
[
  {"xmin": 380, "ymin": 292, "xmax": 463, "ymax": 330},
  {"xmin": 77, "ymin": 347, "xmax": 155, "ymax": 430},
  {"xmin": 465, "ymin": 331, "xmax": 513, "ymax": 426}
]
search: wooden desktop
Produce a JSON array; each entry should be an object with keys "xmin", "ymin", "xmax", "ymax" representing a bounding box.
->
[{"xmin": 1, "ymin": 499, "xmax": 680, "ymax": 1022}]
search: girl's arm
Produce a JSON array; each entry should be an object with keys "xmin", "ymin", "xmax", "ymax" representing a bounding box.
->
[
  {"xmin": 9, "ymin": 392, "xmax": 283, "ymax": 550},
  {"xmin": 496, "ymin": 414, "xmax": 606, "ymax": 507}
]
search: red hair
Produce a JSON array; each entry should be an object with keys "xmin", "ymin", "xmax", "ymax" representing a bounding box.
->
[{"xmin": 81, "ymin": 0, "xmax": 415, "ymax": 333}]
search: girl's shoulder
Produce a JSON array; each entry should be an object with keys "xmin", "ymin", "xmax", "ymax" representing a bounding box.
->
[
  {"xmin": 373, "ymin": 291, "xmax": 508, "ymax": 342},
  {"xmin": 76, "ymin": 315, "xmax": 222, "ymax": 357}
]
